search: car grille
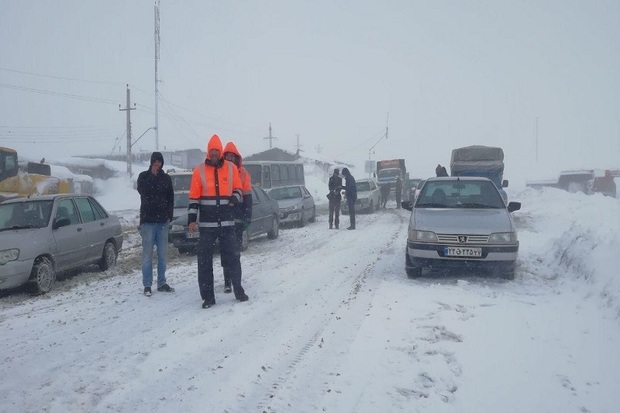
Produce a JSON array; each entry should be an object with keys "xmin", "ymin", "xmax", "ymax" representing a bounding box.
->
[{"xmin": 436, "ymin": 234, "xmax": 489, "ymax": 244}]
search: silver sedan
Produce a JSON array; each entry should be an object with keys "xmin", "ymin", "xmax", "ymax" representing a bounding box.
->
[
  {"xmin": 0, "ymin": 194, "xmax": 123, "ymax": 294},
  {"xmin": 402, "ymin": 177, "xmax": 521, "ymax": 279}
]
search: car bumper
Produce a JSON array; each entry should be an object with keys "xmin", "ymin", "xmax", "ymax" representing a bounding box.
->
[
  {"xmin": 406, "ymin": 240, "xmax": 518, "ymax": 268},
  {"xmin": 169, "ymin": 231, "xmax": 199, "ymax": 249},
  {"xmin": 279, "ymin": 211, "xmax": 302, "ymax": 223},
  {"xmin": 342, "ymin": 200, "xmax": 371, "ymax": 212},
  {"xmin": 0, "ymin": 258, "xmax": 34, "ymax": 290}
]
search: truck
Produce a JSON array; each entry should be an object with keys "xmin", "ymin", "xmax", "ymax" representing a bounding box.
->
[
  {"xmin": 450, "ymin": 145, "xmax": 508, "ymax": 202},
  {"xmin": 0, "ymin": 147, "xmax": 74, "ymax": 202},
  {"xmin": 376, "ymin": 158, "xmax": 412, "ymax": 201}
]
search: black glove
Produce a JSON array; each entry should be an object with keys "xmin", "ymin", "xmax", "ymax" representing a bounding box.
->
[{"xmin": 229, "ymin": 196, "xmax": 239, "ymax": 206}]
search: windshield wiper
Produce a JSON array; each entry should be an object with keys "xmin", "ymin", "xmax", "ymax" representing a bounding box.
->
[{"xmin": 416, "ymin": 203, "xmax": 446, "ymax": 208}]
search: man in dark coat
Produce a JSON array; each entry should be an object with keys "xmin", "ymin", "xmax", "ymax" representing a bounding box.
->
[
  {"xmin": 341, "ymin": 168, "xmax": 357, "ymax": 230},
  {"xmin": 395, "ymin": 175, "xmax": 403, "ymax": 208},
  {"xmin": 328, "ymin": 168, "xmax": 343, "ymax": 229},
  {"xmin": 137, "ymin": 152, "xmax": 175, "ymax": 296}
]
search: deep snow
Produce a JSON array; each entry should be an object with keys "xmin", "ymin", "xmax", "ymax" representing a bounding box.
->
[{"xmin": 0, "ymin": 170, "xmax": 619, "ymax": 413}]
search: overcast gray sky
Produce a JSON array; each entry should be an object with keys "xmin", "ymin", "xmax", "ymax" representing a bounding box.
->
[{"xmin": 1, "ymin": 0, "xmax": 619, "ymax": 182}]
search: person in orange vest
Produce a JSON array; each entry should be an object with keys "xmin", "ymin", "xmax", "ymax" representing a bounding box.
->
[
  {"xmin": 188, "ymin": 134, "xmax": 249, "ymax": 308},
  {"xmin": 222, "ymin": 141, "xmax": 253, "ymax": 293}
]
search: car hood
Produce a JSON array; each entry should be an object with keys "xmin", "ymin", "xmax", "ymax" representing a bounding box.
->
[
  {"xmin": 413, "ymin": 208, "xmax": 513, "ymax": 234},
  {"xmin": 356, "ymin": 190, "xmax": 373, "ymax": 199},
  {"xmin": 276, "ymin": 199, "xmax": 303, "ymax": 209},
  {"xmin": 173, "ymin": 207, "xmax": 187, "ymax": 219}
]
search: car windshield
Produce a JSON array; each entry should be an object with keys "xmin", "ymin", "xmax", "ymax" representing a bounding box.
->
[
  {"xmin": 378, "ymin": 168, "xmax": 400, "ymax": 179},
  {"xmin": 269, "ymin": 186, "xmax": 302, "ymax": 200},
  {"xmin": 171, "ymin": 174, "xmax": 192, "ymax": 191},
  {"xmin": 356, "ymin": 181, "xmax": 371, "ymax": 192},
  {"xmin": 415, "ymin": 180, "xmax": 504, "ymax": 209},
  {"xmin": 0, "ymin": 200, "xmax": 54, "ymax": 231},
  {"xmin": 174, "ymin": 192, "xmax": 190, "ymax": 208}
]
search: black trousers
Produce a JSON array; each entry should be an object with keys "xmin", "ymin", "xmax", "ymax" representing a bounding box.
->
[
  {"xmin": 223, "ymin": 223, "xmax": 244, "ymax": 286},
  {"xmin": 347, "ymin": 198, "xmax": 356, "ymax": 228},
  {"xmin": 197, "ymin": 226, "xmax": 244, "ymax": 300},
  {"xmin": 328, "ymin": 198, "xmax": 341, "ymax": 227}
]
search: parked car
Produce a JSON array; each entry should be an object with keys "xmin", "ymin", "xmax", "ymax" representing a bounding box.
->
[
  {"xmin": 169, "ymin": 185, "xmax": 280, "ymax": 253},
  {"xmin": 411, "ymin": 179, "xmax": 426, "ymax": 203},
  {"xmin": 407, "ymin": 178, "xmax": 421, "ymax": 202},
  {"xmin": 402, "ymin": 177, "xmax": 521, "ymax": 280},
  {"xmin": 268, "ymin": 185, "xmax": 316, "ymax": 227},
  {"xmin": 341, "ymin": 178, "xmax": 381, "ymax": 214},
  {"xmin": 0, "ymin": 194, "xmax": 123, "ymax": 294}
]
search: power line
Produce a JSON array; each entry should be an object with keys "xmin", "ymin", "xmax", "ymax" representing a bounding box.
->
[
  {"xmin": 0, "ymin": 66, "xmax": 125, "ymax": 86},
  {"xmin": 0, "ymin": 82, "xmax": 118, "ymax": 105}
]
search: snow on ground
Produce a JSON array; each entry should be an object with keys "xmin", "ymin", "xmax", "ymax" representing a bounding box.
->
[{"xmin": 0, "ymin": 174, "xmax": 619, "ymax": 413}]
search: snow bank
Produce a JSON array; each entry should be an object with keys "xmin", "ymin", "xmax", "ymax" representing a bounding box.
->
[{"xmin": 516, "ymin": 187, "xmax": 620, "ymax": 319}]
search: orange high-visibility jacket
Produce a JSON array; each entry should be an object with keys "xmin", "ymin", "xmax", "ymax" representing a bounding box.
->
[
  {"xmin": 188, "ymin": 135, "xmax": 243, "ymax": 228},
  {"xmin": 223, "ymin": 141, "xmax": 252, "ymax": 222}
]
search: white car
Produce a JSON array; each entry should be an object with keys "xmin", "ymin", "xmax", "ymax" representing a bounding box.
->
[
  {"xmin": 268, "ymin": 185, "xmax": 316, "ymax": 227},
  {"xmin": 403, "ymin": 177, "xmax": 521, "ymax": 280},
  {"xmin": 342, "ymin": 178, "xmax": 381, "ymax": 214}
]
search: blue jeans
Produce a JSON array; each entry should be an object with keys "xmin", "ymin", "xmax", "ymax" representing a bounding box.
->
[{"xmin": 140, "ymin": 222, "xmax": 169, "ymax": 288}]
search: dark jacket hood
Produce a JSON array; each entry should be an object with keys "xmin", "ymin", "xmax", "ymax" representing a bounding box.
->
[{"xmin": 150, "ymin": 152, "xmax": 164, "ymax": 167}]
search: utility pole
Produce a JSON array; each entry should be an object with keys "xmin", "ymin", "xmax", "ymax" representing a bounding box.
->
[
  {"xmin": 295, "ymin": 133, "xmax": 303, "ymax": 155},
  {"xmin": 264, "ymin": 123, "xmax": 278, "ymax": 149},
  {"xmin": 119, "ymin": 84, "xmax": 136, "ymax": 176},
  {"xmin": 535, "ymin": 116, "xmax": 539, "ymax": 163},
  {"xmin": 154, "ymin": 0, "xmax": 161, "ymax": 150}
]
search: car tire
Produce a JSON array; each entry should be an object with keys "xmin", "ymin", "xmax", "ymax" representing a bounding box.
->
[
  {"xmin": 500, "ymin": 265, "xmax": 516, "ymax": 280},
  {"xmin": 298, "ymin": 209, "xmax": 306, "ymax": 227},
  {"xmin": 28, "ymin": 256, "xmax": 55, "ymax": 295},
  {"xmin": 406, "ymin": 267, "xmax": 422, "ymax": 278},
  {"xmin": 99, "ymin": 241, "xmax": 117, "ymax": 271},
  {"xmin": 267, "ymin": 216, "xmax": 279, "ymax": 239},
  {"xmin": 308, "ymin": 207, "xmax": 316, "ymax": 223},
  {"xmin": 240, "ymin": 229, "xmax": 249, "ymax": 251},
  {"xmin": 178, "ymin": 246, "xmax": 194, "ymax": 254},
  {"xmin": 368, "ymin": 200, "xmax": 374, "ymax": 214}
]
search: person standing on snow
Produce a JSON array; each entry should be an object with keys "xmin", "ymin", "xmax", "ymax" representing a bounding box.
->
[
  {"xmin": 188, "ymin": 134, "xmax": 249, "ymax": 308},
  {"xmin": 137, "ymin": 151, "xmax": 175, "ymax": 296},
  {"xmin": 222, "ymin": 141, "xmax": 253, "ymax": 293},
  {"xmin": 341, "ymin": 168, "xmax": 357, "ymax": 230},
  {"xmin": 380, "ymin": 183, "xmax": 390, "ymax": 208},
  {"xmin": 395, "ymin": 175, "xmax": 403, "ymax": 209},
  {"xmin": 327, "ymin": 168, "xmax": 343, "ymax": 229}
]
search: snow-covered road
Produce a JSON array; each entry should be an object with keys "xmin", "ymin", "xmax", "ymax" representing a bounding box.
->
[{"xmin": 1, "ymin": 189, "xmax": 619, "ymax": 413}]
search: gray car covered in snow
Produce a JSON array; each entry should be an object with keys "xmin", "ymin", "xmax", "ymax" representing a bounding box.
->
[
  {"xmin": 0, "ymin": 194, "xmax": 123, "ymax": 294},
  {"xmin": 402, "ymin": 177, "xmax": 521, "ymax": 279}
]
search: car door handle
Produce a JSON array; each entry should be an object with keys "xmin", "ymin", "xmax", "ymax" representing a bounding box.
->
[
  {"xmin": 77, "ymin": 227, "xmax": 83, "ymax": 232},
  {"xmin": 100, "ymin": 222, "xmax": 105, "ymax": 226}
]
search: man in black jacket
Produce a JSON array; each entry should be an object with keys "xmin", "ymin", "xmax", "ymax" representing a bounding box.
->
[
  {"xmin": 137, "ymin": 152, "xmax": 174, "ymax": 296},
  {"xmin": 342, "ymin": 168, "xmax": 357, "ymax": 230},
  {"xmin": 328, "ymin": 168, "xmax": 342, "ymax": 229}
]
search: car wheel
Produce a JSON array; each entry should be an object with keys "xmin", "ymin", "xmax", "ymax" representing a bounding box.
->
[
  {"xmin": 298, "ymin": 209, "xmax": 306, "ymax": 227},
  {"xmin": 308, "ymin": 207, "xmax": 316, "ymax": 223},
  {"xmin": 240, "ymin": 229, "xmax": 249, "ymax": 251},
  {"xmin": 29, "ymin": 256, "xmax": 55, "ymax": 295},
  {"xmin": 99, "ymin": 241, "xmax": 117, "ymax": 271},
  {"xmin": 406, "ymin": 267, "xmax": 422, "ymax": 278},
  {"xmin": 368, "ymin": 200, "xmax": 374, "ymax": 214},
  {"xmin": 178, "ymin": 246, "xmax": 194, "ymax": 254},
  {"xmin": 500, "ymin": 264, "xmax": 516, "ymax": 280},
  {"xmin": 267, "ymin": 216, "xmax": 279, "ymax": 239}
]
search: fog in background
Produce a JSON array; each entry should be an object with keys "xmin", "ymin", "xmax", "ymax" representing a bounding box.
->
[{"xmin": 2, "ymin": 0, "xmax": 619, "ymax": 186}]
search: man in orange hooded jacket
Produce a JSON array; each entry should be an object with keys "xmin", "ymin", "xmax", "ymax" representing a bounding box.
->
[
  {"xmin": 222, "ymin": 141, "xmax": 253, "ymax": 293},
  {"xmin": 188, "ymin": 134, "xmax": 249, "ymax": 308}
]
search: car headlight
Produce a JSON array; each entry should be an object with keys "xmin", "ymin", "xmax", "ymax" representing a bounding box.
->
[
  {"xmin": 0, "ymin": 249, "xmax": 19, "ymax": 265},
  {"xmin": 409, "ymin": 230, "xmax": 438, "ymax": 242},
  {"xmin": 171, "ymin": 225, "xmax": 185, "ymax": 232},
  {"xmin": 488, "ymin": 232, "xmax": 518, "ymax": 244},
  {"xmin": 285, "ymin": 205, "xmax": 300, "ymax": 212}
]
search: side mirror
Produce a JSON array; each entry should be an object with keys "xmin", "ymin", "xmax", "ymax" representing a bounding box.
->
[
  {"xmin": 502, "ymin": 180, "xmax": 509, "ymax": 188},
  {"xmin": 507, "ymin": 202, "xmax": 521, "ymax": 213},
  {"xmin": 53, "ymin": 217, "xmax": 71, "ymax": 229},
  {"xmin": 401, "ymin": 201, "xmax": 413, "ymax": 211}
]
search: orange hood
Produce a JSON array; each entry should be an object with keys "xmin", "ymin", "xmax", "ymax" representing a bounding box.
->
[
  {"xmin": 223, "ymin": 141, "xmax": 243, "ymax": 166},
  {"xmin": 206, "ymin": 134, "xmax": 223, "ymax": 159}
]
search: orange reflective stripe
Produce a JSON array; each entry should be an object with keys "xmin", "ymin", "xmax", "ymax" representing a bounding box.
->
[{"xmin": 227, "ymin": 161, "xmax": 233, "ymax": 195}]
